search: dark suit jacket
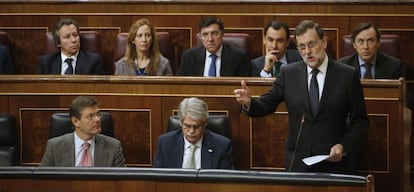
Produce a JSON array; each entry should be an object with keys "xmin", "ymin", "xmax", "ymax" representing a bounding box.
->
[
  {"xmin": 338, "ymin": 52, "xmax": 403, "ymax": 79},
  {"xmin": 176, "ymin": 43, "xmax": 249, "ymax": 76},
  {"xmin": 36, "ymin": 50, "xmax": 104, "ymax": 74},
  {"xmin": 247, "ymin": 59, "xmax": 369, "ymax": 173},
  {"xmin": 0, "ymin": 45, "xmax": 14, "ymax": 74},
  {"xmin": 250, "ymin": 49, "xmax": 302, "ymax": 77},
  {"xmin": 153, "ymin": 129, "xmax": 234, "ymax": 169},
  {"xmin": 39, "ymin": 132, "xmax": 125, "ymax": 167}
]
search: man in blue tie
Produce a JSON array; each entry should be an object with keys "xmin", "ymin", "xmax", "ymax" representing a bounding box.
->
[{"xmin": 176, "ymin": 16, "xmax": 249, "ymax": 77}]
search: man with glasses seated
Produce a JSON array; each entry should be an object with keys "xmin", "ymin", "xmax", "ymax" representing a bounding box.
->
[
  {"xmin": 153, "ymin": 97, "xmax": 234, "ymax": 169},
  {"xmin": 338, "ymin": 22, "xmax": 403, "ymax": 79},
  {"xmin": 176, "ymin": 16, "xmax": 249, "ymax": 77},
  {"xmin": 40, "ymin": 96, "xmax": 125, "ymax": 167}
]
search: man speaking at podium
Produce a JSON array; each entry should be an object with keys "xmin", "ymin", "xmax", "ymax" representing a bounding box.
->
[{"xmin": 234, "ymin": 20, "xmax": 369, "ymax": 173}]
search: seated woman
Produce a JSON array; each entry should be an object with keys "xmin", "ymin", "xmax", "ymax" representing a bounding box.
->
[{"xmin": 114, "ymin": 18, "xmax": 173, "ymax": 76}]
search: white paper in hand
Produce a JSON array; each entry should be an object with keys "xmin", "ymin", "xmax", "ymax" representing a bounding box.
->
[{"xmin": 302, "ymin": 155, "xmax": 330, "ymax": 166}]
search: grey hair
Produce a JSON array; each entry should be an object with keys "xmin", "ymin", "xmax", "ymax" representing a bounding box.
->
[{"xmin": 177, "ymin": 97, "xmax": 209, "ymax": 122}]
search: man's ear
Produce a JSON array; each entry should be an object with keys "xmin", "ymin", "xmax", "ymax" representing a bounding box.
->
[{"xmin": 71, "ymin": 116, "xmax": 80, "ymax": 128}]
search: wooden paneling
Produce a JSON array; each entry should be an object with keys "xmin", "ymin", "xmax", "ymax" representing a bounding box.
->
[
  {"xmin": 0, "ymin": 2, "xmax": 413, "ymax": 76},
  {"xmin": 0, "ymin": 75, "xmax": 409, "ymax": 192}
]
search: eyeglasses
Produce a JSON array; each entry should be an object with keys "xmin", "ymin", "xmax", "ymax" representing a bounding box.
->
[
  {"xmin": 297, "ymin": 40, "xmax": 320, "ymax": 51},
  {"xmin": 355, "ymin": 38, "xmax": 377, "ymax": 46},
  {"xmin": 84, "ymin": 112, "xmax": 103, "ymax": 121},
  {"xmin": 200, "ymin": 31, "xmax": 221, "ymax": 39},
  {"xmin": 182, "ymin": 121, "xmax": 206, "ymax": 130}
]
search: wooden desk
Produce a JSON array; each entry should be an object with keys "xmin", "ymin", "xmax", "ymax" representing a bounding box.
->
[
  {"xmin": 0, "ymin": 75, "xmax": 409, "ymax": 192},
  {"xmin": 0, "ymin": 167, "xmax": 374, "ymax": 192}
]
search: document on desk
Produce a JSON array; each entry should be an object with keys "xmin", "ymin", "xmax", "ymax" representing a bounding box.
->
[{"xmin": 302, "ymin": 155, "xmax": 330, "ymax": 166}]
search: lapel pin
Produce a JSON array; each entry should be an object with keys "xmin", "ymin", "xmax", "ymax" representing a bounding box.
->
[{"xmin": 208, "ymin": 149, "xmax": 213, "ymax": 153}]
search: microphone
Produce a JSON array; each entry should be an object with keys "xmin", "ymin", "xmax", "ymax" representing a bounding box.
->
[{"xmin": 288, "ymin": 114, "xmax": 305, "ymax": 172}]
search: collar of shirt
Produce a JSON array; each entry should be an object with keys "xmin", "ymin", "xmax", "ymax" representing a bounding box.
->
[
  {"xmin": 205, "ymin": 45, "xmax": 223, "ymax": 58},
  {"xmin": 183, "ymin": 135, "xmax": 203, "ymax": 150},
  {"xmin": 358, "ymin": 54, "xmax": 377, "ymax": 67},
  {"xmin": 61, "ymin": 52, "xmax": 79, "ymax": 65},
  {"xmin": 279, "ymin": 53, "xmax": 288, "ymax": 66},
  {"xmin": 306, "ymin": 53, "xmax": 328, "ymax": 75},
  {"xmin": 74, "ymin": 131, "xmax": 95, "ymax": 152}
]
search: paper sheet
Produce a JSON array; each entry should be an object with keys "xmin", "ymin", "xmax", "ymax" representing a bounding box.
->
[{"xmin": 302, "ymin": 155, "xmax": 330, "ymax": 166}]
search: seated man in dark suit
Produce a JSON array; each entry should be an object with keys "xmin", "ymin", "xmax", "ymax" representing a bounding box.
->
[
  {"xmin": 40, "ymin": 96, "xmax": 125, "ymax": 167},
  {"xmin": 176, "ymin": 16, "xmax": 249, "ymax": 77},
  {"xmin": 338, "ymin": 22, "xmax": 403, "ymax": 79},
  {"xmin": 36, "ymin": 19, "xmax": 104, "ymax": 75},
  {"xmin": 153, "ymin": 97, "xmax": 234, "ymax": 169},
  {"xmin": 0, "ymin": 45, "xmax": 15, "ymax": 74},
  {"xmin": 251, "ymin": 20, "xmax": 302, "ymax": 77}
]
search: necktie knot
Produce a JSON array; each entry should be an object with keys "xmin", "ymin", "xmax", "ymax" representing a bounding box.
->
[
  {"xmin": 83, "ymin": 142, "xmax": 90, "ymax": 150},
  {"xmin": 208, "ymin": 54, "xmax": 217, "ymax": 77},
  {"xmin": 311, "ymin": 69, "xmax": 319, "ymax": 77},
  {"xmin": 64, "ymin": 58, "xmax": 74, "ymax": 75}
]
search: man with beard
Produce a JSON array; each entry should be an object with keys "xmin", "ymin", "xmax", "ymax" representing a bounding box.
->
[{"xmin": 234, "ymin": 20, "xmax": 368, "ymax": 174}]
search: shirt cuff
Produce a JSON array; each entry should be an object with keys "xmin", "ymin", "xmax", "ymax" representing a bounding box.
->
[{"xmin": 260, "ymin": 69, "xmax": 272, "ymax": 77}]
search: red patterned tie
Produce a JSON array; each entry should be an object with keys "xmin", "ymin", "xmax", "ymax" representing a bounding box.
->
[{"xmin": 80, "ymin": 142, "xmax": 93, "ymax": 167}]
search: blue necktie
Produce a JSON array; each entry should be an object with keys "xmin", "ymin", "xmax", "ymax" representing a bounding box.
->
[
  {"xmin": 64, "ymin": 58, "xmax": 74, "ymax": 75},
  {"xmin": 208, "ymin": 54, "xmax": 217, "ymax": 77},
  {"xmin": 309, "ymin": 69, "xmax": 319, "ymax": 116}
]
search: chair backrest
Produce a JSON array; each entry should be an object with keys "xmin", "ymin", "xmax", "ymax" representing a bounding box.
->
[
  {"xmin": 112, "ymin": 32, "xmax": 176, "ymax": 74},
  {"xmin": 43, "ymin": 31, "xmax": 103, "ymax": 56},
  {"xmin": 195, "ymin": 32, "xmax": 252, "ymax": 60},
  {"xmin": 341, "ymin": 34, "xmax": 400, "ymax": 58},
  {"xmin": 48, "ymin": 112, "xmax": 115, "ymax": 139},
  {"xmin": 287, "ymin": 35, "xmax": 336, "ymax": 60},
  {"xmin": 0, "ymin": 31, "xmax": 12, "ymax": 51},
  {"xmin": 167, "ymin": 115, "xmax": 231, "ymax": 139},
  {"xmin": 0, "ymin": 114, "xmax": 17, "ymax": 166}
]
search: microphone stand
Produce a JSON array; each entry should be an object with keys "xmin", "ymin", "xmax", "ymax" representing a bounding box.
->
[{"xmin": 288, "ymin": 114, "xmax": 305, "ymax": 172}]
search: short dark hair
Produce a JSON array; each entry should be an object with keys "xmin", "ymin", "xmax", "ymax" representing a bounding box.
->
[
  {"xmin": 351, "ymin": 22, "xmax": 381, "ymax": 42},
  {"xmin": 52, "ymin": 18, "xmax": 80, "ymax": 46},
  {"xmin": 69, "ymin": 96, "xmax": 100, "ymax": 120},
  {"xmin": 199, "ymin": 16, "xmax": 224, "ymax": 32},
  {"xmin": 264, "ymin": 20, "xmax": 290, "ymax": 39},
  {"xmin": 295, "ymin": 20, "xmax": 324, "ymax": 40}
]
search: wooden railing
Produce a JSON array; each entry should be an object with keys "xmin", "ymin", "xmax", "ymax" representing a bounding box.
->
[{"xmin": 0, "ymin": 75, "xmax": 410, "ymax": 192}]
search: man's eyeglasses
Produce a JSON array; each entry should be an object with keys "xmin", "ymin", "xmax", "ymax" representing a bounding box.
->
[
  {"xmin": 355, "ymin": 38, "xmax": 377, "ymax": 46},
  {"xmin": 182, "ymin": 122, "xmax": 206, "ymax": 130},
  {"xmin": 84, "ymin": 112, "xmax": 103, "ymax": 121},
  {"xmin": 200, "ymin": 31, "xmax": 221, "ymax": 39},
  {"xmin": 297, "ymin": 40, "xmax": 320, "ymax": 51}
]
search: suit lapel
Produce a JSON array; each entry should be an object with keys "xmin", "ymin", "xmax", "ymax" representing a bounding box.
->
[
  {"xmin": 94, "ymin": 135, "xmax": 106, "ymax": 166},
  {"xmin": 61, "ymin": 133, "xmax": 75, "ymax": 166},
  {"xmin": 173, "ymin": 132, "xmax": 185, "ymax": 168},
  {"xmin": 196, "ymin": 48, "xmax": 206, "ymax": 76},
  {"xmin": 75, "ymin": 51, "xmax": 86, "ymax": 74},
  {"xmin": 318, "ymin": 60, "xmax": 336, "ymax": 117},
  {"xmin": 296, "ymin": 63, "xmax": 313, "ymax": 118},
  {"xmin": 201, "ymin": 131, "xmax": 214, "ymax": 169},
  {"xmin": 51, "ymin": 54, "xmax": 62, "ymax": 74}
]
